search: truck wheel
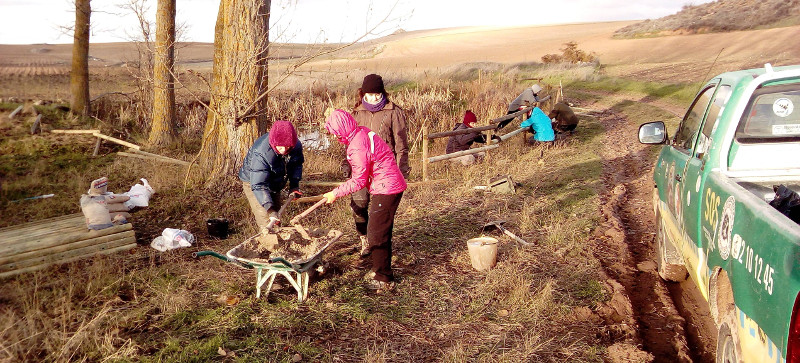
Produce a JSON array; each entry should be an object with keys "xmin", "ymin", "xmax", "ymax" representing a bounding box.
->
[
  {"xmin": 656, "ymin": 213, "xmax": 688, "ymax": 282},
  {"xmin": 716, "ymin": 321, "xmax": 739, "ymax": 363}
]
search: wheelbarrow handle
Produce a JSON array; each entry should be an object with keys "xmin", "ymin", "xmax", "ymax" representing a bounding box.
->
[
  {"xmin": 289, "ymin": 198, "xmax": 327, "ymax": 225},
  {"xmin": 268, "ymin": 256, "xmax": 300, "ymax": 270},
  {"xmin": 193, "ymin": 250, "xmax": 254, "ymax": 269}
]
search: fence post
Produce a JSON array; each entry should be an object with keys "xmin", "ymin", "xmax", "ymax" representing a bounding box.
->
[{"xmin": 422, "ymin": 125, "xmax": 429, "ymax": 181}]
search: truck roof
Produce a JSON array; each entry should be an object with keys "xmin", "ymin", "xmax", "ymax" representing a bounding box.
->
[{"xmin": 714, "ymin": 64, "xmax": 800, "ymax": 88}]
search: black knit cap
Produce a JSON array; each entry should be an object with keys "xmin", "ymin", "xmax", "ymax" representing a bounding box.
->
[{"xmin": 361, "ymin": 74, "xmax": 385, "ymax": 94}]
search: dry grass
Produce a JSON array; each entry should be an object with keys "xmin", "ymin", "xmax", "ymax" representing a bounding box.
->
[{"xmin": 0, "ymin": 62, "xmax": 658, "ymax": 362}]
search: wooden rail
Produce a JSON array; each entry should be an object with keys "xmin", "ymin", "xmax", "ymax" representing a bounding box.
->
[{"xmin": 0, "ymin": 214, "xmax": 137, "ymax": 279}]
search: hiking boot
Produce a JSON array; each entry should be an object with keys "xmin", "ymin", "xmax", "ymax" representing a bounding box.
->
[
  {"xmin": 366, "ymin": 279, "xmax": 395, "ymax": 292},
  {"xmin": 359, "ymin": 235, "xmax": 369, "ymax": 257}
]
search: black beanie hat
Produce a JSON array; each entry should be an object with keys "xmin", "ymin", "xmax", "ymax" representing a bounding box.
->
[{"xmin": 361, "ymin": 74, "xmax": 385, "ymax": 94}]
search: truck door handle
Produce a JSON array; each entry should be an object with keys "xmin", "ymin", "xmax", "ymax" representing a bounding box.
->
[{"xmin": 674, "ymin": 174, "xmax": 683, "ymax": 182}]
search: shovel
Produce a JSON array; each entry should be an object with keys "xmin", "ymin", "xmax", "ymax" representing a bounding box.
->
[
  {"xmin": 482, "ymin": 220, "xmax": 533, "ymax": 246},
  {"xmin": 289, "ymin": 198, "xmax": 327, "ymax": 240}
]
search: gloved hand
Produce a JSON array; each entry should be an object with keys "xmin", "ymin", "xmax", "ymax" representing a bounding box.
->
[
  {"xmin": 496, "ymin": 119, "xmax": 512, "ymax": 130},
  {"xmin": 323, "ymin": 191, "xmax": 337, "ymax": 204},
  {"xmin": 288, "ymin": 188, "xmax": 302, "ymax": 199},
  {"xmin": 491, "ymin": 135, "xmax": 502, "ymax": 142},
  {"xmin": 473, "ymin": 134, "xmax": 488, "ymax": 144}
]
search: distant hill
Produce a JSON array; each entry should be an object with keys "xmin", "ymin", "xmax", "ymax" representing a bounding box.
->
[{"xmin": 614, "ymin": 0, "xmax": 800, "ymax": 38}]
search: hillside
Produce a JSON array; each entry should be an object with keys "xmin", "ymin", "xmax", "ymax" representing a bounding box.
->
[{"xmin": 614, "ymin": 0, "xmax": 800, "ymax": 38}]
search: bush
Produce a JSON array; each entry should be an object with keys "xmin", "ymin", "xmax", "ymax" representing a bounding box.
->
[{"xmin": 541, "ymin": 42, "xmax": 597, "ymax": 64}]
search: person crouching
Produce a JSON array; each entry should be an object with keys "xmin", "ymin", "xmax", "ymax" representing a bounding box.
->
[
  {"xmin": 238, "ymin": 121, "xmax": 304, "ymax": 249},
  {"xmin": 445, "ymin": 110, "xmax": 496, "ymax": 165}
]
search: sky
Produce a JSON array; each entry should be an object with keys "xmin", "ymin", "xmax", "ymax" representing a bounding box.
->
[{"xmin": 0, "ymin": 0, "xmax": 715, "ymax": 45}]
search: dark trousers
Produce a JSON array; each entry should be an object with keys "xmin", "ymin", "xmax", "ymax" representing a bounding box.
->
[{"xmin": 351, "ymin": 189, "xmax": 403, "ymax": 282}]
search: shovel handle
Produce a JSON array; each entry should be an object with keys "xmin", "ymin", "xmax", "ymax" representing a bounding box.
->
[
  {"xmin": 501, "ymin": 227, "xmax": 533, "ymax": 246},
  {"xmin": 290, "ymin": 198, "xmax": 326, "ymax": 225}
]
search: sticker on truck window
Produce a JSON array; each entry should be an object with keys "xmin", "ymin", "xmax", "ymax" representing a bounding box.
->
[
  {"xmin": 772, "ymin": 124, "xmax": 800, "ymax": 135},
  {"xmin": 717, "ymin": 196, "xmax": 735, "ymax": 260},
  {"xmin": 773, "ymin": 97, "xmax": 794, "ymax": 117}
]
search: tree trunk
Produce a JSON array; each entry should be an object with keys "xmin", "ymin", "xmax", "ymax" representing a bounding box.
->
[
  {"xmin": 198, "ymin": 0, "xmax": 271, "ymax": 178},
  {"xmin": 70, "ymin": 0, "xmax": 91, "ymax": 116},
  {"xmin": 150, "ymin": 0, "xmax": 176, "ymax": 146}
]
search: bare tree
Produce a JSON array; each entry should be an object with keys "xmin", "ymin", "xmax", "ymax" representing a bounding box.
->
[
  {"xmin": 197, "ymin": 0, "xmax": 271, "ymax": 178},
  {"xmin": 70, "ymin": 0, "xmax": 91, "ymax": 115},
  {"xmin": 149, "ymin": 0, "xmax": 176, "ymax": 145}
]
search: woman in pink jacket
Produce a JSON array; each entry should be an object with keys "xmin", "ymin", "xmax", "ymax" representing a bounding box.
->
[{"xmin": 322, "ymin": 109, "xmax": 407, "ymax": 291}]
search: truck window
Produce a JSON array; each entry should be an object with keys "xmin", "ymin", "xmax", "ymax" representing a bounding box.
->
[
  {"xmin": 674, "ymin": 85, "xmax": 716, "ymax": 153},
  {"xmin": 694, "ymin": 85, "xmax": 732, "ymax": 158},
  {"xmin": 736, "ymin": 84, "xmax": 800, "ymax": 142}
]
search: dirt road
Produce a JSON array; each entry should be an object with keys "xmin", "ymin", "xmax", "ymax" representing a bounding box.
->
[{"xmin": 589, "ymin": 94, "xmax": 718, "ymax": 362}]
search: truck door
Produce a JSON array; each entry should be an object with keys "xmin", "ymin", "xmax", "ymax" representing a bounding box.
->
[
  {"xmin": 682, "ymin": 85, "xmax": 731, "ymax": 287},
  {"xmin": 663, "ymin": 83, "xmax": 718, "ymax": 273}
]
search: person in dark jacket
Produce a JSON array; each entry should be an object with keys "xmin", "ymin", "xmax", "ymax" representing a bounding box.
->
[
  {"xmin": 445, "ymin": 110, "xmax": 495, "ymax": 165},
  {"xmin": 238, "ymin": 121, "xmax": 304, "ymax": 247},
  {"xmin": 498, "ymin": 84, "xmax": 543, "ymax": 130},
  {"xmin": 549, "ymin": 102, "xmax": 579, "ymax": 133},
  {"xmin": 348, "ymin": 74, "xmax": 410, "ymax": 258}
]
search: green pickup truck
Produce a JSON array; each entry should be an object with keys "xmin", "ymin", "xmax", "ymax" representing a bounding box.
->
[{"xmin": 638, "ymin": 64, "xmax": 800, "ymax": 363}]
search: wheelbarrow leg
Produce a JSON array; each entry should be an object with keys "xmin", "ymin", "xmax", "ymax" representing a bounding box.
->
[{"xmin": 301, "ymin": 271, "xmax": 310, "ymax": 301}]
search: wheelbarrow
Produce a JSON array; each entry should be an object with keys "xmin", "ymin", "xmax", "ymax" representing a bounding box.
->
[{"xmin": 194, "ymin": 199, "xmax": 340, "ymax": 302}]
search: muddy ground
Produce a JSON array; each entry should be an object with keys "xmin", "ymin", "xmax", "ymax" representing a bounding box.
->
[{"xmin": 590, "ymin": 93, "xmax": 718, "ymax": 362}]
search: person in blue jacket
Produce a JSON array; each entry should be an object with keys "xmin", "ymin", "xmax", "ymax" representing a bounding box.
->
[
  {"xmin": 238, "ymin": 121, "xmax": 304, "ymax": 245},
  {"xmin": 520, "ymin": 107, "xmax": 555, "ymax": 143}
]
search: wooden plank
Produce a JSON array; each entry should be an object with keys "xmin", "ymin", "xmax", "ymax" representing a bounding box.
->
[
  {"xmin": 8, "ymin": 105, "xmax": 23, "ymax": 119},
  {"xmin": 489, "ymin": 96, "xmax": 551, "ymax": 125},
  {"xmin": 0, "ymin": 230, "xmax": 135, "ymax": 267},
  {"xmin": 427, "ymin": 124, "xmax": 496, "ymax": 139},
  {"xmin": 0, "ymin": 223, "xmax": 132, "ymax": 257},
  {"xmin": 117, "ymin": 151, "xmax": 189, "ymax": 166},
  {"xmin": 422, "ymin": 125, "xmax": 429, "ymax": 181},
  {"xmin": 127, "ymin": 149, "xmax": 190, "ymax": 166},
  {"xmin": 0, "ymin": 214, "xmax": 85, "ymax": 237},
  {"xmin": 0, "ymin": 213, "xmax": 83, "ymax": 234},
  {"xmin": 428, "ymin": 144, "xmax": 500, "ymax": 163},
  {"xmin": 0, "ymin": 243, "xmax": 136, "ymax": 279},
  {"xmin": 92, "ymin": 132, "xmax": 141, "ymax": 150},
  {"xmin": 51, "ymin": 129, "xmax": 100, "ymax": 134},
  {"xmin": 1, "ymin": 234, "xmax": 135, "ymax": 271},
  {"xmin": 0, "ymin": 222, "xmax": 87, "ymax": 243}
]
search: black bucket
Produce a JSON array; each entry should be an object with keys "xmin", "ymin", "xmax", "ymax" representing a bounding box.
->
[{"xmin": 206, "ymin": 218, "xmax": 229, "ymax": 239}]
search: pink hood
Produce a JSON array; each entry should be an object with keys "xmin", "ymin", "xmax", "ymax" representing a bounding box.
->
[{"xmin": 325, "ymin": 109, "xmax": 407, "ymax": 196}]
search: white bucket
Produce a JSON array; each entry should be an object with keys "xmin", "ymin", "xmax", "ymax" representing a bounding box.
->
[{"xmin": 466, "ymin": 237, "xmax": 498, "ymax": 271}]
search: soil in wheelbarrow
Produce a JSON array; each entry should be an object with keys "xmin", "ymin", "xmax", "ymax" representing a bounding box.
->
[{"xmin": 230, "ymin": 228, "xmax": 338, "ymax": 263}]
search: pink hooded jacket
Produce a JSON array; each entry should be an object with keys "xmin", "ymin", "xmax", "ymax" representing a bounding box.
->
[{"xmin": 325, "ymin": 109, "xmax": 407, "ymax": 197}]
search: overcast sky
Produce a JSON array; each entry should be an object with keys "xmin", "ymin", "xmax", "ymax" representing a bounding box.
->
[{"xmin": 0, "ymin": 0, "xmax": 715, "ymax": 45}]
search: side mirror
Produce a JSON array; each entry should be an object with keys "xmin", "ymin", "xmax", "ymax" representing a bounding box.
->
[{"xmin": 638, "ymin": 121, "xmax": 667, "ymax": 144}]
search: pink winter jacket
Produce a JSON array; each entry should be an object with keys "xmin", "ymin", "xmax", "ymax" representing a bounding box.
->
[{"xmin": 325, "ymin": 109, "xmax": 407, "ymax": 197}]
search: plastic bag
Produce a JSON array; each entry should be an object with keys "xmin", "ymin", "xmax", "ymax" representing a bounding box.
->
[
  {"xmin": 124, "ymin": 178, "xmax": 155, "ymax": 209},
  {"xmin": 150, "ymin": 228, "xmax": 195, "ymax": 252}
]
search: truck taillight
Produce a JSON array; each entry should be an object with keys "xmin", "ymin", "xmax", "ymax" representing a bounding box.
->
[{"xmin": 788, "ymin": 292, "xmax": 800, "ymax": 363}]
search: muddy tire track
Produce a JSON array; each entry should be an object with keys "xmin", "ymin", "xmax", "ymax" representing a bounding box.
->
[{"xmin": 592, "ymin": 105, "xmax": 699, "ymax": 362}]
